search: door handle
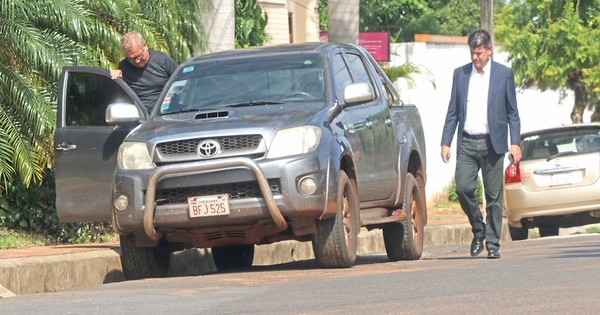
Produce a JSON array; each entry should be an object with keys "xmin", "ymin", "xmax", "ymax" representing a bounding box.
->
[{"xmin": 55, "ymin": 143, "xmax": 77, "ymax": 152}]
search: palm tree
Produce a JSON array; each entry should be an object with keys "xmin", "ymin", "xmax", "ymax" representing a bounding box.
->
[{"xmin": 0, "ymin": 0, "xmax": 206, "ymax": 194}]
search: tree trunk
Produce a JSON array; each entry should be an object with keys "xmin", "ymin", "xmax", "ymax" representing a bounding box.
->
[
  {"xmin": 591, "ymin": 99, "xmax": 600, "ymax": 122},
  {"xmin": 567, "ymin": 70, "xmax": 587, "ymax": 123},
  {"xmin": 327, "ymin": 0, "xmax": 359, "ymax": 44}
]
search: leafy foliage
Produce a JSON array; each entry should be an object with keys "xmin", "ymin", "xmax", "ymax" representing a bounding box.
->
[
  {"xmin": 0, "ymin": 0, "xmax": 206, "ymax": 197},
  {"xmin": 319, "ymin": 0, "xmax": 506, "ymax": 42},
  {"xmin": 0, "ymin": 171, "xmax": 112, "ymax": 244},
  {"xmin": 382, "ymin": 62, "xmax": 436, "ymax": 90},
  {"xmin": 235, "ymin": 0, "xmax": 269, "ymax": 48},
  {"xmin": 447, "ymin": 177, "xmax": 484, "ymax": 205},
  {"xmin": 495, "ymin": 0, "xmax": 600, "ymax": 122}
]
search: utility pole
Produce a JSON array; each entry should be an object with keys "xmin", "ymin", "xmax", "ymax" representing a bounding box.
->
[{"xmin": 480, "ymin": 0, "xmax": 494, "ymax": 43}]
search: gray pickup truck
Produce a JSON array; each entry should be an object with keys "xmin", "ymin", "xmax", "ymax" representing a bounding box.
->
[{"xmin": 54, "ymin": 42, "xmax": 427, "ymax": 279}]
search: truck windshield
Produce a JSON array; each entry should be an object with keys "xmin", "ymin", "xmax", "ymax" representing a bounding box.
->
[{"xmin": 159, "ymin": 53, "xmax": 326, "ymax": 115}]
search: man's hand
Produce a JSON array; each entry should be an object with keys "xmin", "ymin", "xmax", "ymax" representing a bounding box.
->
[
  {"xmin": 509, "ymin": 144, "xmax": 522, "ymax": 163},
  {"xmin": 110, "ymin": 69, "xmax": 122, "ymax": 80},
  {"xmin": 441, "ymin": 145, "xmax": 451, "ymax": 163}
]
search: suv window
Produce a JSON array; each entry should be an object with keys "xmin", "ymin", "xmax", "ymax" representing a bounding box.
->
[
  {"xmin": 331, "ymin": 53, "xmax": 353, "ymax": 100},
  {"xmin": 65, "ymin": 72, "xmax": 135, "ymax": 126},
  {"xmin": 159, "ymin": 53, "xmax": 325, "ymax": 114},
  {"xmin": 346, "ymin": 52, "xmax": 373, "ymax": 86}
]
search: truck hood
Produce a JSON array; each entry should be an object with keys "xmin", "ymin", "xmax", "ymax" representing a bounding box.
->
[{"xmin": 127, "ymin": 102, "xmax": 327, "ymax": 142}]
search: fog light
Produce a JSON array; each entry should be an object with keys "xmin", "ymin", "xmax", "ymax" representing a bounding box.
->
[
  {"xmin": 114, "ymin": 194, "xmax": 129, "ymax": 212},
  {"xmin": 299, "ymin": 177, "xmax": 317, "ymax": 195}
]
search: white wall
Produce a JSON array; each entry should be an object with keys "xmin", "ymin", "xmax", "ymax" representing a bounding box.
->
[{"xmin": 389, "ymin": 42, "xmax": 591, "ymax": 203}]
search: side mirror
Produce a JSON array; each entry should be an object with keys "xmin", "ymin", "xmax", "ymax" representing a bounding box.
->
[
  {"xmin": 343, "ymin": 82, "xmax": 374, "ymax": 106},
  {"xmin": 105, "ymin": 103, "xmax": 141, "ymax": 125}
]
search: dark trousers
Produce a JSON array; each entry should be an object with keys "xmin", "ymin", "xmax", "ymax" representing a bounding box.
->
[{"xmin": 455, "ymin": 136, "xmax": 504, "ymax": 250}]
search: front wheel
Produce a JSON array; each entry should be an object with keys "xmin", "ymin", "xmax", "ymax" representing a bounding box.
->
[
  {"xmin": 312, "ymin": 170, "xmax": 359, "ymax": 268},
  {"xmin": 211, "ymin": 244, "xmax": 255, "ymax": 271},
  {"xmin": 119, "ymin": 234, "xmax": 170, "ymax": 280},
  {"xmin": 539, "ymin": 226, "xmax": 559, "ymax": 237},
  {"xmin": 509, "ymin": 225, "xmax": 529, "ymax": 241},
  {"xmin": 383, "ymin": 173, "xmax": 424, "ymax": 261}
]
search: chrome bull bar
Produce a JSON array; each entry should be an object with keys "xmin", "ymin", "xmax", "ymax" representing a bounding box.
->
[{"xmin": 143, "ymin": 157, "xmax": 288, "ymax": 241}]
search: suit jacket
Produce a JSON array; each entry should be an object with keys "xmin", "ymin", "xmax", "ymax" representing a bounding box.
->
[{"xmin": 441, "ymin": 60, "xmax": 521, "ymax": 154}]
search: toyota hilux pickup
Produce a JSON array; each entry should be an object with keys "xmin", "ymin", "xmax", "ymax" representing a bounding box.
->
[{"xmin": 54, "ymin": 42, "xmax": 427, "ymax": 279}]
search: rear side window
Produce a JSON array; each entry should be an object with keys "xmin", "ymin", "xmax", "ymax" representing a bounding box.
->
[
  {"xmin": 65, "ymin": 72, "xmax": 135, "ymax": 126},
  {"xmin": 521, "ymin": 127, "xmax": 600, "ymax": 160}
]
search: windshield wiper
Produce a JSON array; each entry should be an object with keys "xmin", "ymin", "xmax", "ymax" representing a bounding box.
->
[{"xmin": 222, "ymin": 100, "xmax": 284, "ymax": 108}]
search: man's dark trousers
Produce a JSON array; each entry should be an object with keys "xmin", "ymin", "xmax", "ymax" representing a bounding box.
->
[{"xmin": 455, "ymin": 135, "xmax": 504, "ymax": 250}]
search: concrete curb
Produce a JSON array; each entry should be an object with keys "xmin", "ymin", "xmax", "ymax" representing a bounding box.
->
[{"xmin": 1, "ymin": 223, "xmax": 506, "ymax": 297}]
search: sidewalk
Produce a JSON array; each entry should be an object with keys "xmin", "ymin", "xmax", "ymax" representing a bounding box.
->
[{"xmin": 0, "ymin": 210, "xmax": 484, "ymax": 297}]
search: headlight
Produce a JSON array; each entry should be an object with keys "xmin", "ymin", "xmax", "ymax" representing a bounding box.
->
[
  {"xmin": 118, "ymin": 142, "xmax": 155, "ymax": 170},
  {"xmin": 267, "ymin": 126, "xmax": 321, "ymax": 159}
]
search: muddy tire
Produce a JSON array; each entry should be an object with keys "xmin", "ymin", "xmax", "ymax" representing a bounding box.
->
[
  {"xmin": 383, "ymin": 173, "xmax": 424, "ymax": 261},
  {"xmin": 312, "ymin": 170, "xmax": 359, "ymax": 268},
  {"xmin": 119, "ymin": 234, "xmax": 170, "ymax": 280},
  {"xmin": 509, "ymin": 225, "xmax": 529, "ymax": 241},
  {"xmin": 211, "ymin": 244, "xmax": 255, "ymax": 271}
]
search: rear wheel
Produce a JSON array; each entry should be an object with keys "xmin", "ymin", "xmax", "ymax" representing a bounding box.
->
[
  {"xmin": 119, "ymin": 234, "xmax": 170, "ymax": 280},
  {"xmin": 211, "ymin": 244, "xmax": 255, "ymax": 271},
  {"xmin": 312, "ymin": 170, "xmax": 359, "ymax": 268},
  {"xmin": 383, "ymin": 173, "xmax": 424, "ymax": 261},
  {"xmin": 509, "ymin": 225, "xmax": 529, "ymax": 241},
  {"xmin": 539, "ymin": 226, "xmax": 559, "ymax": 237}
]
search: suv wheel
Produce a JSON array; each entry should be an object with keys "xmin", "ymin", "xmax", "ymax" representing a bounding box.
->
[
  {"xmin": 312, "ymin": 170, "xmax": 359, "ymax": 268},
  {"xmin": 119, "ymin": 234, "xmax": 170, "ymax": 280},
  {"xmin": 383, "ymin": 173, "xmax": 424, "ymax": 261},
  {"xmin": 211, "ymin": 245, "xmax": 255, "ymax": 271}
]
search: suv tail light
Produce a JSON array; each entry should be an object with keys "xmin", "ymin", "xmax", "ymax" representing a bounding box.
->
[{"xmin": 504, "ymin": 161, "xmax": 521, "ymax": 183}]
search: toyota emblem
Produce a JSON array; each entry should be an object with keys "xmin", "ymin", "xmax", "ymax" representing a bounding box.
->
[{"xmin": 196, "ymin": 139, "xmax": 221, "ymax": 158}]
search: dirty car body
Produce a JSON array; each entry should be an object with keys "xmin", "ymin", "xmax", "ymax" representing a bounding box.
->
[{"xmin": 54, "ymin": 43, "xmax": 427, "ymax": 279}]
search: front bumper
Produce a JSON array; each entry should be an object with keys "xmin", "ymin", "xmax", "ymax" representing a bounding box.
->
[{"xmin": 112, "ymin": 153, "xmax": 334, "ymax": 243}]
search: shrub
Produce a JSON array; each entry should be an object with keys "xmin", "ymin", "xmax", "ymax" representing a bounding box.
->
[
  {"xmin": 447, "ymin": 176, "xmax": 484, "ymax": 205},
  {"xmin": 0, "ymin": 170, "xmax": 113, "ymax": 244}
]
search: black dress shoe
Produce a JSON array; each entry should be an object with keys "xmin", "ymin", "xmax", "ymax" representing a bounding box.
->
[
  {"xmin": 487, "ymin": 248, "xmax": 500, "ymax": 259},
  {"xmin": 470, "ymin": 238, "xmax": 484, "ymax": 257}
]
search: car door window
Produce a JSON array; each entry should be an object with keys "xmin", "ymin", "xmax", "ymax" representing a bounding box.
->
[
  {"xmin": 331, "ymin": 53, "xmax": 353, "ymax": 101},
  {"xmin": 345, "ymin": 53, "xmax": 374, "ymax": 87},
  {"xmin": 65, "ymin": 72, "xmax": 136, "ymax": 126}
]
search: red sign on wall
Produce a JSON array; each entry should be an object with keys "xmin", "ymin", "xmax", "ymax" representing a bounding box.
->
[{"xmin": 319, "ymin": 32, "xmax": 390, "ymax": 61}]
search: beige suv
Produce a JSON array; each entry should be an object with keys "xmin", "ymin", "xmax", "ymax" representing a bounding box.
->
[{"xmin": 503, "ymin": 123, "xmax": 600, "ymax": 240}]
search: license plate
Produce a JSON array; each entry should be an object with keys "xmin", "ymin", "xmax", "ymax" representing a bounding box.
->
[
  {"xmin": 188, "ymin": 194, "xmax": 230, "ymax": 218},
  {"xmin": 549, "ymin": 171, "xmax": 583, "ymax": 186}
]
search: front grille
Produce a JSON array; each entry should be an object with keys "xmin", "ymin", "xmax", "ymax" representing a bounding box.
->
[
  {"xmin": 156, "ymin": 179, "xmax": 281, "ymax": 205},
  {"xmin": 157, "ymin": 135, "xmax": 262, "ymax": 155}
]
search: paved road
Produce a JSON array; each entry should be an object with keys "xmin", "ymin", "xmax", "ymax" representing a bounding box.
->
[{"xmin": 2, "ymin": 234, "xmax": 599, "ymax": 314}]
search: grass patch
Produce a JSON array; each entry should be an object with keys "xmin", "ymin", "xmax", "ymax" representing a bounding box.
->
[
  {"xmin": 0, "ymin": 228, "xmax": 48, "ymax": 249},
  {"xmin": 585, "ymin": 225, "xmax": 600, "ymax": 234}
]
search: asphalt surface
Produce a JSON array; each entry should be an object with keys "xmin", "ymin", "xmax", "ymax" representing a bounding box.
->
[{"xmin": 1, "ymin": 220, "xmax": 502, "ymax": 297}]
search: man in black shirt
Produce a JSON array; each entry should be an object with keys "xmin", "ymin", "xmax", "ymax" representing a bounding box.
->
[{"xmin": 110, "ymin": 31, "xmax": 178, "ymax": 112}]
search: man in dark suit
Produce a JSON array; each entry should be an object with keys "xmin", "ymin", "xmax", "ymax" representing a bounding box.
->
[{"xmin": 440, "ymin": 29, "xmax": 522, "ymax": 259}]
